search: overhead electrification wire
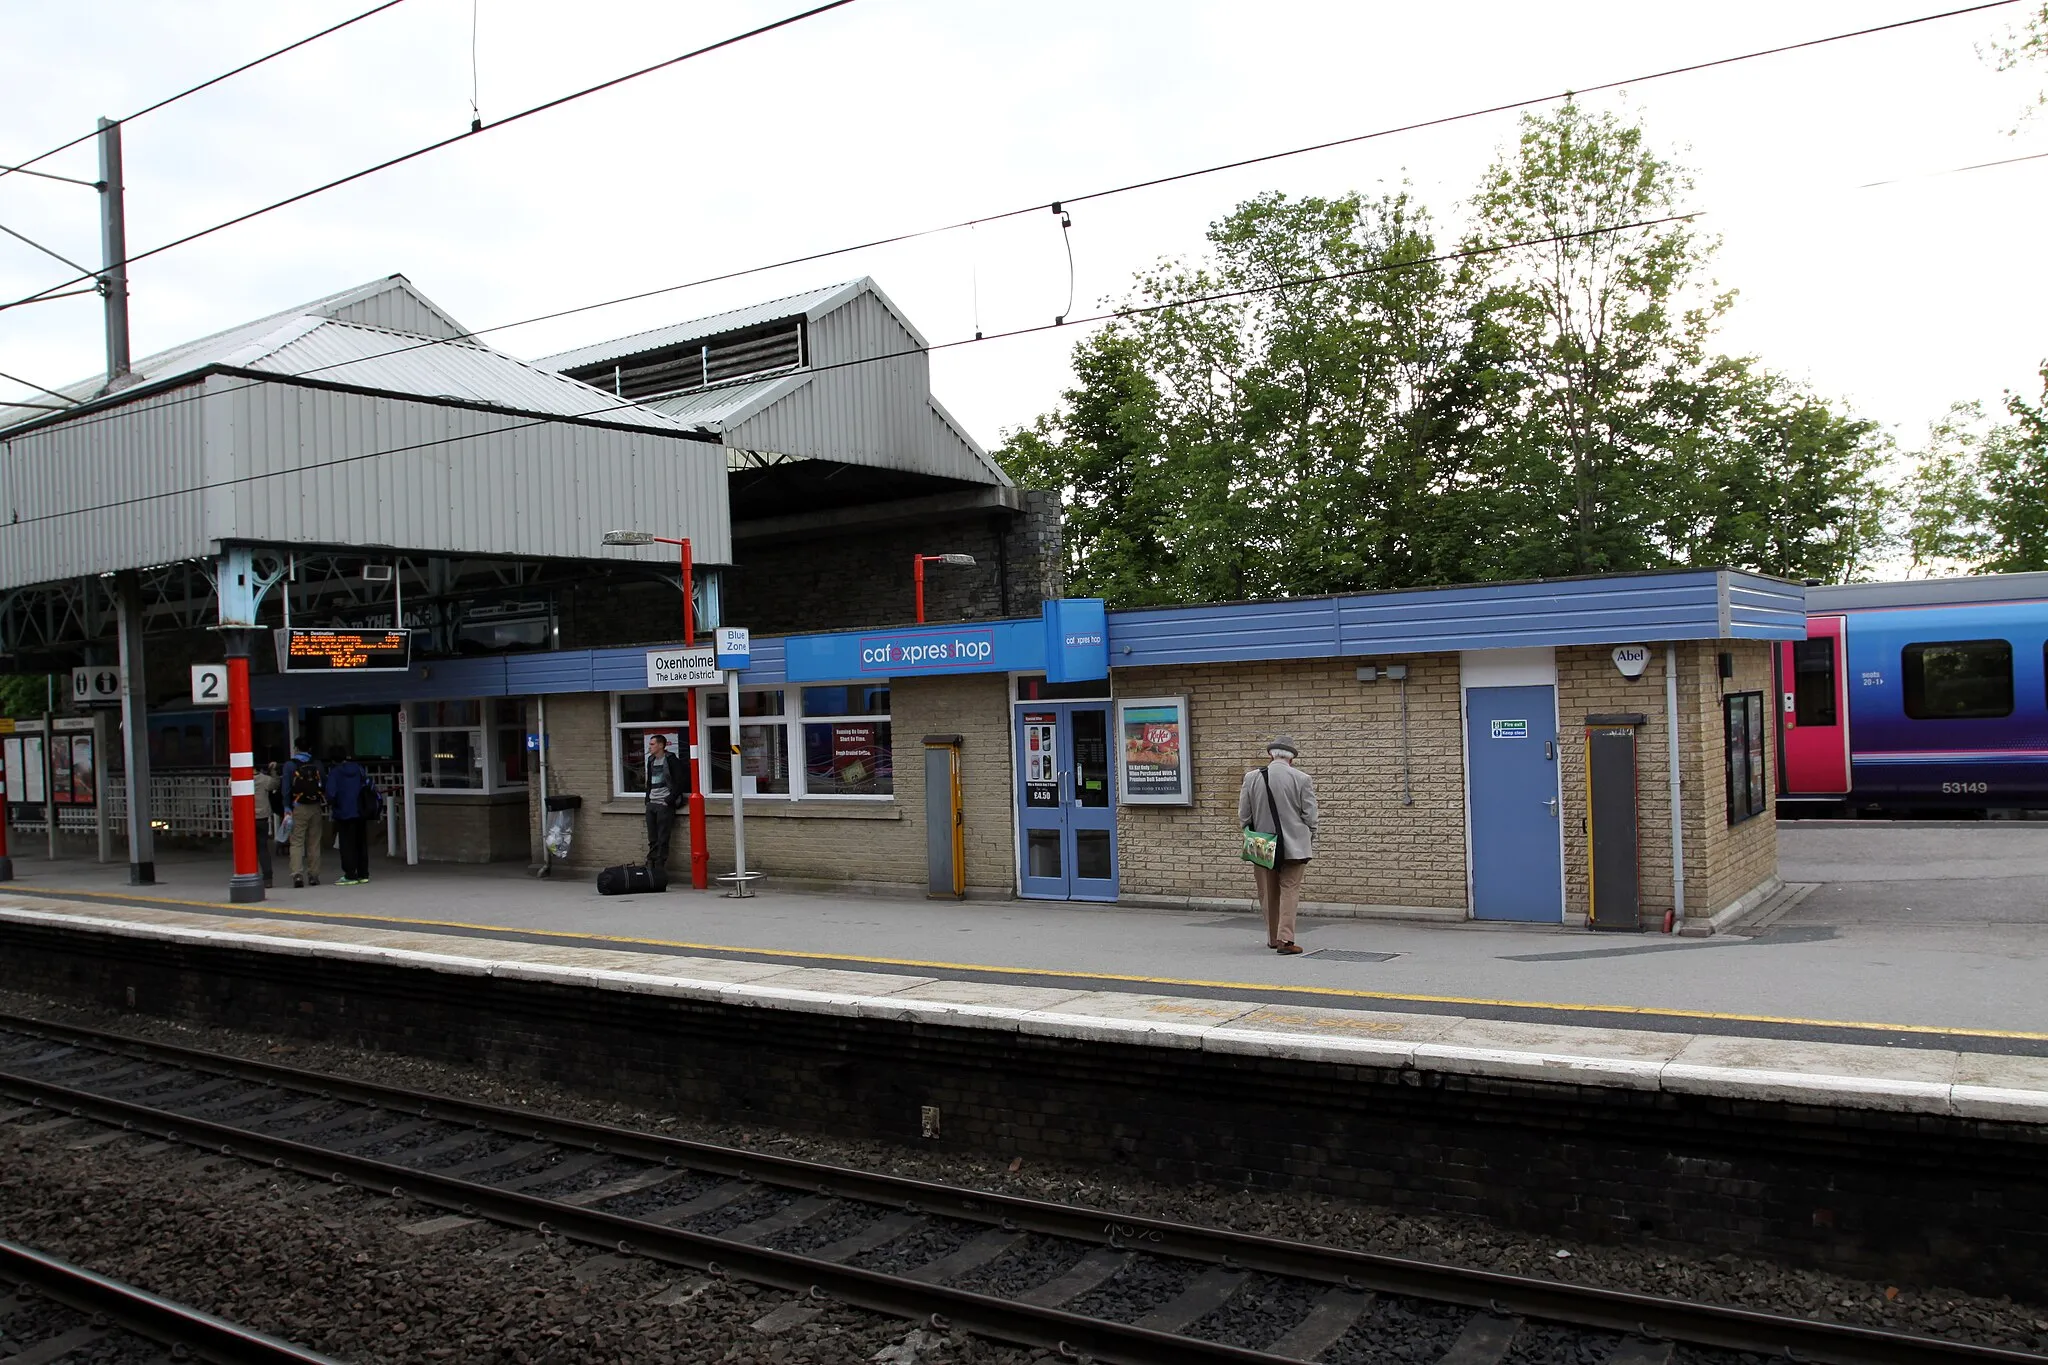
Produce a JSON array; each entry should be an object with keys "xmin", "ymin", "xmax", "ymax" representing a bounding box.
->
[
  {"xmin": 0, "ymin": 0, "xmax": 2001, "ymax": 322},
  {"xmin": 0, "ymin": 211, "xmax": 1694, "ymax": 530},
  {"xmin": 1857, "ymin": 146, "xmax": 2048, "ymax": 186},
  {"xmin": 0, "ymin": 0, "xmax": 413, "ymax": 188},
  {"xmin": 0, "ymin": 369, "xmax": 76, "ymax": 409},
  {"xmin": 0, "ymin": 0, "xmax": 861, "ymax": 315}
]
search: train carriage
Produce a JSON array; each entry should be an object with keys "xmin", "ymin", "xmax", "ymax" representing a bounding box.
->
[{"xmin": 1780, "ymin": 573, "xmax": 2048, "ymax": 813}]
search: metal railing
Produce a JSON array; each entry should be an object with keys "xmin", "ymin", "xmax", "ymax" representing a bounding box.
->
[{"xmin": 9, "ymin": 763, "xmax": 410, "ymax": 843}]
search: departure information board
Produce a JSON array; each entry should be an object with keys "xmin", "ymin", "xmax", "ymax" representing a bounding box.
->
[{"xmin": 282, "ymin": 628, "xmax": 412, "ymax": 673}]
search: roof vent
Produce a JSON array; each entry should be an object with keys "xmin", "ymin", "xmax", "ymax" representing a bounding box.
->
[
  {"xmin": 563, "ymin": 320, "xmax": 805, "ymax": 401},
  {"xmin": 362, "ymin": 564, "xmax": 394, "ymax": 582}
]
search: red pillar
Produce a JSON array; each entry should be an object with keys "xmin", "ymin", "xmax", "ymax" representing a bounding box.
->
[
  {"xmin": 680, "ymin": 538, "xmax": 708, "ymax": 890},
  {"xmin": 222, "ymin": 630, "xmax": 264, "ymax": 903}
]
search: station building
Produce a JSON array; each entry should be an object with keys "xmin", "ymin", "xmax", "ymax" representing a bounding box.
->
[{"xmin": 0, "ymin": 273, "xmax": 1800, "ymax": 929}]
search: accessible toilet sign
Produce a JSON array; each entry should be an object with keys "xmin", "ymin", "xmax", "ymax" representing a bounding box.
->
[{"xmin": 646, "ymin": 645, "xmax": 721, "ymax": 689}]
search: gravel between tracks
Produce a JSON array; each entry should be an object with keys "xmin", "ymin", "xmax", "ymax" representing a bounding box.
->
[{"xmin": 4, "ymin": 986, "xmax": 2047, "ymax": 1355}]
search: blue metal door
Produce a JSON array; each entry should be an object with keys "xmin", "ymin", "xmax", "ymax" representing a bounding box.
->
[
  {"xmin": 1465, "ymin": 684, "xmax": 1564, "ymax": 922},
  {"xmin": 1016, "ymin": 703, "xmax": 1118, "ymax": 901}
]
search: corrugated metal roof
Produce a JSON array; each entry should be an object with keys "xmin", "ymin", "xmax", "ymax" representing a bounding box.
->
[
  {"xmin": 1, "ymin": 276, "xmax": 693, "ymax": 436},
  {"xmin": 638, "ymin": 374, "xmax": 803, "ymax": 431},
  {"xmin": 536, "ymin": 279, "xmax": 877, "ymax": 372}
]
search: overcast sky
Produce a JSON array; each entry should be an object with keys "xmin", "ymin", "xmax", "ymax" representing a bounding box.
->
[{"xmin": 2, "ymin": 0, "xmax": 2042, "ymax": 454}]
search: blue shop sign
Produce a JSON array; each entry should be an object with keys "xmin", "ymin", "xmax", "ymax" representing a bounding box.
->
[{"xmin": 784, "ymin": 599, "xmax": 1109, "ymax": 683}]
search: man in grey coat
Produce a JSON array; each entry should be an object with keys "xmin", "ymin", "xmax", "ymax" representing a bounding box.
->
[{"xmin": 1238, "ymin": 734, "xmax": 1318, "ymax": 954}]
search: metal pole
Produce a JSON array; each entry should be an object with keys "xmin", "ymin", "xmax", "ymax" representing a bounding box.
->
[
  {"xmin": 915, "ymin": 555, "xmax": 926, "ymax": 623},
  {"xmin": 0, "ymin": 726, "xmax": 14, "ymax": 881},
  {"xmin": 42, "ymin": 713, "xmax": 56, "ymax": 862},
  {"xmin": 1665, "ymin": 644, "xmax": 1687, "ymax": 929},
  {"xmin": 399, "ymin": 708, "xmax": 419, "ymax": 866},
  {"xmin": 117, "ymin": 572, "xmax": 155, "ymax": 884},
  {"xmin": 96, "ymin": 118, "xmax": 131, "ymax": 388},
  {"xmin": 681, "ymin": 537, "xmax": 707, "ymax": 891},
  {"xmin": 535, "ymin": 694, "xmax": 549, "ymax": 875},
  {"xmin": 92, "ymin": 709, "xmax": 111, "ymax": 863},
  {"xmin": 727, "ymin": 667, "xmax": 746, "ymax": 888},
  {"xmin": 222, "ymin": 631, "xmax": 263, "ymax": 903}
]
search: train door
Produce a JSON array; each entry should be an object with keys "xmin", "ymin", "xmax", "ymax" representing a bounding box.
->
[{"xmin": 1777, "ymin": 615, "xmax": 1850, "ymax": 796}]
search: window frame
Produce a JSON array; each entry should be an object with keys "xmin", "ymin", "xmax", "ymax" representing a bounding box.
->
[
  {"xmin": 406, "ymin": 698, "xmax": 527, "ymax": 796},
  {"xmin": 608, "ymin": 682, "xmax": 895, "ymax": 802},
  {"xmin": 1901, "ymin": 638, "xmax": 2015, "ymax": 721},
  {"xmin": 1724, "ymin": 691, "xmax": 1768, "ymax": 826}
]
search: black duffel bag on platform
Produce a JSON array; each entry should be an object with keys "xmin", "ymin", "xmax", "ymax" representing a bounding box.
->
[{"xmin": 596, "ymin": 863, "xmax": 668, "ymax": 895}]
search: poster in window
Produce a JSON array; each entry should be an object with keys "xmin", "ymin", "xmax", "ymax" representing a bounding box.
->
[
  {"xmin": 1725, "ymin": 691, "xmax": 1767, "ymax": 824},
  {"xmin": 1115, "ymin": 696, "xmax": 1193, "ymax": 806},
  {"xmin": 830, "ymin": 723, "xmax": 875, "ymax": 788},
  {"xmin": 50, "ymin": 736, "xmax": 75, "ymax": 804},
  {"xmin": 1021, "ymin": 712, "xmax": 1060, "ymax": 808},
  {"xmin": 66, "ymin": 734, "xmax": 95, "ymax": 805},
  {"xmin": 1744, "ymin": 692, "xmax": 1766, "ymax": 814}
]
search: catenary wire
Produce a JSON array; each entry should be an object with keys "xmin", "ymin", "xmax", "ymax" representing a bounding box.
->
[
  {"xmin": 0, "ymin": 0, "xmax": 412, "ymax": 187},
  {"xmin": 1857, "ymin": 145, "xmax": 2048, "ymax": 186},
  {"xmin": 0, "ymin": 0, "xmax": 2010, "ymax": 324},
  {"xmin": 0, "ymin": 212, "xmax": 1695, "ymax": 531},
  {"xmin": 0, "ymin": 0, "xmax": 862, "ymax": 315},
  {"xmin": 0, "ymin": 0, "xmax": 2009, "ymax": 420}
]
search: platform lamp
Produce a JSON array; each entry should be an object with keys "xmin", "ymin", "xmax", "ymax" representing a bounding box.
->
[
  {"xmin": 602, "ymin": 530, "xmax": 709, "ymax": 891},
  {"xmin": 914, "ymin": 553, "xmax": 977, "ymax": 624}
]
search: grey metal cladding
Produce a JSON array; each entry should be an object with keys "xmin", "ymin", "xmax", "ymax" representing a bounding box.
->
[
  {"xmin": 1722, "ymin": 570, "xmax": 1808, "ymax": 639},
  {"xmin": 0, "ymin": 381, "xmax": 211, "ymax": 586},
  {"xmin": 321, "ymin": 285, "xmax": 470, "ymax": 342},
  {"xmin": 1808, "ymin": 571, "xmax": 2048, "ymax": 610}
]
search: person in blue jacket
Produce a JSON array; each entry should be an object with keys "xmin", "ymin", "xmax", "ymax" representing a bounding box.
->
[{"xmin": 323, "ymin": 748, "xmax": 382, "ymax": 887}]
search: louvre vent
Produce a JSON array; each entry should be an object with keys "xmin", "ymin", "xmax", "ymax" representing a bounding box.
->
[{"xmin": 566, "ymin": 321, "xmax": 805, "ymax": 401}]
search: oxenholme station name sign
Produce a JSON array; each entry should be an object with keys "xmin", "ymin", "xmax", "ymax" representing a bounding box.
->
[{"xmin": 783, "ymin": 599, "xmax": 1109, "ymax": 684}]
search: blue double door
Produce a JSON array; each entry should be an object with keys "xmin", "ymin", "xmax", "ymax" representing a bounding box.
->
[
  {"xmin": 1465, "ymin": 684, "xmax": 1565, "ymax": 922},
  {"xmin": 1017, "ymin": 703, "xmax": 1117, "ymax": 900}
]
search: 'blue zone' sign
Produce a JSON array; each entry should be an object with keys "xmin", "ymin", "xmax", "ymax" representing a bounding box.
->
[{"xmin": 784, "ymin": 599, "xmax": 1108, "ymax": 683}]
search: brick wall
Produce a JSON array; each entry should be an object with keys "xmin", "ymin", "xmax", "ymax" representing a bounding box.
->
[
  {"xmin": 528, "ymin": 676, "xmax": 1014, "ymax": 895},
  {"xmin": 1684, "ymin": 640, "xmax": 1779, "ymax": 916},
  {"xmin": 1112, "ymin": 657, "xmax": 1468, "ymax": 912},
  {"xmin": 15, "ymin": 923, "xmax": 2046, "ymax": 1299}
]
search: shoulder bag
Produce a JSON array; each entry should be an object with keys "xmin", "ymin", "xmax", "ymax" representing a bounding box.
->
[{"xmin": 1240, "ymin": 767, "xmax": 1285, "ymax": 869}]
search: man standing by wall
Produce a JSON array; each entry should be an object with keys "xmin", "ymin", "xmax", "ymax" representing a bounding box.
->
[
  {"xmin": 644, "ymin": 733, "xmax": 686, "ymax": 872},
  {"xmin": 1238, "ymin": 734, "xmax": 1318, "ymax": 954},
  {"xmin": 325, "ymin": 750, "xmax": 380, "ymax": 886}
]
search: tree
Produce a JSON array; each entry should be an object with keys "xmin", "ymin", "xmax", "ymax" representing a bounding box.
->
[
  {"xmin": 1989, "ymin": 2, "xmax": 2048, "ymax": 126},
  {"xmin": 1463, "ymin": 100, "xmax": 1723, "ymax": 576},
  {"xmin": 0, "ymin": 674, "xmax": 54, "ymax": 720},
  {"xmin": 1904, "ymin": 366, "xmax": 2048, "ymax": 574}
]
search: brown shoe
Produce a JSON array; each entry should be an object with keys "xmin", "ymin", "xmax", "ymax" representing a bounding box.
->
[{"xmin": 1275, "ymin": 942, "xmax": 1303, "ymax": 955}]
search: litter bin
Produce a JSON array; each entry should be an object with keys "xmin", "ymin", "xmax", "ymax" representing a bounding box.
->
[{"xmin": 543, "ymin": 794, "xmax": 582, "ymax": 868}]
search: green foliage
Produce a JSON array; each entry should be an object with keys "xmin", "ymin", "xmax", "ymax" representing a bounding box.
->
[
  {"xmin": 1903, "ymin": 367, "xmax": 2048, "ymax": 574},
  {"xmin": 0, "ymin": 674, "xmax": 54, "ymax": 720},
  {"xmin": 1989, "ymin": 2, "xmax": 2048, "ymax": 126},
  {"xmin": 999, "ymin": 102, "xmax": 1893, "ymax": 605}
]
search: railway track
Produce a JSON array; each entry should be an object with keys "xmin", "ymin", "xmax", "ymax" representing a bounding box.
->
[
  {"xmin": 0, "ymin": 1011, "xmax": 2036, "ymax": 1365},
  {"xmin": 0, "ymin": 1236, "xmax": 344, "ymax": 1364}
]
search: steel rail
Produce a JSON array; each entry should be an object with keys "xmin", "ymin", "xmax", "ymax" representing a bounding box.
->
[
  {"xmin": 2, "ymin": 1014, "xmax": 2039, "ymax": 1365},
  {"xmin": 0, "ymin": 1237, "xmax": 347, "ymax": 1365},
  {"xmin": 0, "ymin": 1069, "xmax": 1300, "ymax": 1365}
]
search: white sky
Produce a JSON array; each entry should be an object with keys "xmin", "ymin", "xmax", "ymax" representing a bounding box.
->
[{"xmin": 1, "ymin": 0, "xmax": 2043, "ymax": 454}]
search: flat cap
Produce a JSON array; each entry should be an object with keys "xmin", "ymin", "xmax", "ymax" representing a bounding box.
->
[{"xmin": 1267, "ymin": 734, "xmax": 1299, "ymax": 757}]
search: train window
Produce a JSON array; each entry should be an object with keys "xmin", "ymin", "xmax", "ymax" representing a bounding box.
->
[
  {"xmin": 1791, "ymin": 638, "xmax": 1837, "ymax": 727},
  {"xmin": 1901, "ymin": 640, "xmax": 2013, "ymax": 720}
]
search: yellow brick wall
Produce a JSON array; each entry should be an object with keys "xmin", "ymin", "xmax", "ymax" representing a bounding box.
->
[
  {"xmin": 523, "ymin": 677, "xmax": 1014, "ymax": 895},
  {"xmin": 1111, "ymin": 657, "xmax": 1468, "ymax": 911}
]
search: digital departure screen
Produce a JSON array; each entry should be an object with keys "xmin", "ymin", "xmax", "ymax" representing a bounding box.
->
[{"xmin": 283, "ymin": 628, "xmax": 412, "ymax": 673}]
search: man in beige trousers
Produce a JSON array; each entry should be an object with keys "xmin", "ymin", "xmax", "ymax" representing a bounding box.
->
[{"xmin": 1238, "ymin": 734, "xmax": 1318, "ymax": 954}]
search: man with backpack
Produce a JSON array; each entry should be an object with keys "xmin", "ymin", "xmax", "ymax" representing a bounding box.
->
[
  {"xmin": 325, "ymin": 750, "xmax": 381, "ymax": 886},
  {"xmin": 280, "ymin": 744, "xmax": 327, "ymax": 888}
]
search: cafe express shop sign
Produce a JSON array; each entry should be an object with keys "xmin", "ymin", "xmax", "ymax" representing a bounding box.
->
[{"xmin": 783, "ymin": 599, "xmax": 1109, "ymax": 684}]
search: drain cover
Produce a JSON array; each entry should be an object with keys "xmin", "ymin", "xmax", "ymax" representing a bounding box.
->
[{"xmin": 1306, "ymin": 949, "xmax": 1399, "ymax": 963}]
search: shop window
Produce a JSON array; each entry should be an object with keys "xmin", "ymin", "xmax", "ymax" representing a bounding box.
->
[
  {"xmin": 802, "ymin": 686, "xmax": 892, "ymax": 797},
  {"xmin": 1724, "ymin": 691, "xmax": 1768, "ymax": 825},
  {"xmin": 1902, "ymin": 639, "xmax": 2013, "ymax": 719},
  {"xmin": 1790, "ymin": 637, "xmax": 1837, "ymax": 727},
  {"xmin": 613, "ymin": 692, "xmax": 694, "ymax": 797},
  {"xmin": 408, "ymin": 699, "xmax": 523, "ymax": 793},
  {"xmin": 492, "ymin": 699, "xmax": 528, "ymax": 788},
  {"xmin": 707, "ymin": 688, "xmax": 792, "ymax": 797}
]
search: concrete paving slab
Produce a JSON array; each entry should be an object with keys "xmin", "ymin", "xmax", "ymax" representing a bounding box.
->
[
  {"xmin": 895, "ymin": 979, "xmax": 1094, "ymax": 1010},
  {"xmin": 1669, "ymin": 1035, "xmax": 1962, "ymax": 1085},
  {"xmin": 1432, "ymin": 1016, "xmax": 1693, "ymax": 1062},
  {"xmin": 1219, "ymin": 1003, "xmax": 1461, "ymax": 1042},
  {"xmin": 748, "ymin": 967, "xmax": 935, "ymax": 996},
  {"xmin": 618, "ymin": 954, "xmax": 793, "ymax": 985},
  {"xmin": 1035, "ymin": 992, "xmax": 1260, "ymax": 1028},
  {"xmin": 1955, "ymin": 1052, "xmax": 2048, "ymax": 1092}
]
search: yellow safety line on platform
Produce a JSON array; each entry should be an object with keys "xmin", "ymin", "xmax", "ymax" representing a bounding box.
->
[{"xmin": 20, "ymin": 887, "xmax": 2048, "ymax": 1044}]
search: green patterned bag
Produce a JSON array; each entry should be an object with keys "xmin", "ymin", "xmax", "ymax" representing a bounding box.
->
[{"xmin": 1240, "ymin": 767, "xmax": 1282, "ymax": 869}]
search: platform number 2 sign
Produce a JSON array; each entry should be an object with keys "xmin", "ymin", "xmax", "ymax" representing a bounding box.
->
[{"xmin": 191, "ymin": 664, "xmax": 229, "ymax": 707}]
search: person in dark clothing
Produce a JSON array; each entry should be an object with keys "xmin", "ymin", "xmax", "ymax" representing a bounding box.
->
[
  {"xmin": 324, "ymin": 749, "xmax": 380, "ymax": 886},
  {"xmin": 643, "ymin": 733, "xmax": 686, "ymax": 870},
  {"xmin": 252, "ymin": 758, "xmax": 281, "ymax": 889}
]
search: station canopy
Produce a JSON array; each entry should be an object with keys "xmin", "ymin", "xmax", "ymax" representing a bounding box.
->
[
  {"xmin": 537, "ymin": 277, "xmax": 1020, "ymax": 541},
  {"xmin": 0, "ymin": 276, "xmax": 730, "ymax": 659}
]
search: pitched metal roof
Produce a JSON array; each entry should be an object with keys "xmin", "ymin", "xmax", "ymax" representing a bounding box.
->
[
  {"xmin": 535, "ymin": 278, "xmax": 892, "ymax": 372},
  {"xmin": 1, "ymin": 276, "xmax": 693, "ymax": 435}
]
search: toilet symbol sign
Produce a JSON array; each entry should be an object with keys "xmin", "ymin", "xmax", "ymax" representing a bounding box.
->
[{"xmin": 70, "ymin": 666, "xmax": 123, "ymax": 706}]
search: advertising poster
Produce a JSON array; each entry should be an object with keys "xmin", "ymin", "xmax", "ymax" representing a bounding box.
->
[
  {"xmin": 1022, "ymin": 712, "xmax": 1060, "ymax": 808},
  {"xmin": 1116, "ymin": 697, "xmax": 1193, "ymax": 806},
  {"xmin": 831, "ymin": 723, "xmax": 876, "ymax": 788},
  {"xmin": 50, "ymin": 736, "xmax": 74, "ymax": 805}
]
